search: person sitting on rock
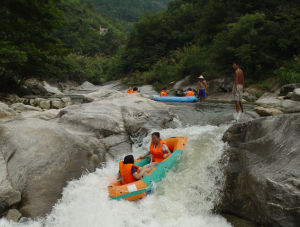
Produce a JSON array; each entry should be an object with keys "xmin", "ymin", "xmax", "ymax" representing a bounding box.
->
[
  {"xmin": 127, "ymin": 86, "xmax": 133, "ymax": 94},
  {"xmin": 160, "ymin": 87, "xmax": 167, "ymax": 96},
  {"xmin": 118, "ymin": 155, "xmax": 150, "ymax": 185},
  {"xmin": 185, "ymin": 88, "xmax": 195, "ymax": 97},
  {"xmin": 139, "ymin": 132, "xmax": 171, "ymax": 163}
]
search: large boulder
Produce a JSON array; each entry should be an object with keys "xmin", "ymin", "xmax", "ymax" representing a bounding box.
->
[
  {"xmin": 221, "ymin": 114, "xmax": 300, "ymax": 226},
  {"xmin": 0, "ymin": 102, "xmax": 16, "ymax": 119},
  {"xmin": 280, "ymin": 83, "xmax": 300, "ymax": 96},
  {"xmin": 255, "ymin": 93, "xmax": 282, "ymax": 107},
  {"xmin": 0, "ymin": 118, "xmax": 105, "ymax": 218},
  {"xmin": 291, "ymin": 88, "xmax": 300, "ymax": 101},
  {"xmin": 42, "ymin": 81, "xmax": 63, "ymax": 95},
  {"xmin": 281, "ymin": 100, "xmax": 300, "ymax": 113}
]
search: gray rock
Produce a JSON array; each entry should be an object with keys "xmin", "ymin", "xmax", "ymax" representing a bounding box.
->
[
  {"xmin": 221, "ymin": 114, "xmax": 300, "ymax": 227},
  {"xmin": 5, "ymin": 209, "xmax": 22, "ymax": 222},
  {"xmin": 39, "ymin": 100, "xmax": 51, "ymax": 109},
  {"xmin": 61, "ymin": 97, "xmax": 71, "ymax": 103},
  {"xmin": 280, "ymin": 83, "xmax": 300, "ymax": 96},
  {"xmin": 0, "ymin": 118, "xmax": 105, "ymax": 218},
  {"xmin": 0, "ymin": 102, "xmax": 16, "ymax": 119},
  {"xmin": 281, "ymin": 100, "xmax": 300, "ymax": 113},
  {"xmin": 51, "ymin": 100, "xmax": 64, "ymax": 109},
  {"xmin": 0, "ymin": 152, "xmax": 21, "ymax": 207},
  {"xmin": 43, "ymin": 81, "xmax": 63, "ymax": 95},
  {"xmin": 291, "ymin": 88, "xmax": 300, "ymax": 101},
  {"xmin": 255, "ymin": 106, "xmax": 283, "ymax": 116},
  {"xmin": 23, "ymin": 78, "xmax": 48, "ymax": 95},
  {"xmin": 10, "ymin": 103, "xmax": 42, "ymax": 112},
  {"xmin": 256, "ymin": 93, "xmax": 282, "ymax": 107}
]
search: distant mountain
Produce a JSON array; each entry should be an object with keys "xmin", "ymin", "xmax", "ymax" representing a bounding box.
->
[{"xmin": 93, "ymin": 0, "xmax": 171, "ymax": 25}]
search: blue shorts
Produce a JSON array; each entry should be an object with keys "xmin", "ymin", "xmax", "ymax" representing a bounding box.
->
[{"xmin": 198, "ymin": 89, "xmax": 206, "ymax": 98}]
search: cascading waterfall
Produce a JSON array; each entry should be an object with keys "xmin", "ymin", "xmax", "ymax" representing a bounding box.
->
[{"xmin": 0, "ymin": 123, "xmax": 231, "ymax": 227}]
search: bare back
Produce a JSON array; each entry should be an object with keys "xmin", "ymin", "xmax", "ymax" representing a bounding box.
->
[
  {"xmin": 235, "ymin": 68, "xmax": 244, "ymax": 86},
  {"xmin": 197, "ymin": 80, "xmax": 207, "ymax": 89}
]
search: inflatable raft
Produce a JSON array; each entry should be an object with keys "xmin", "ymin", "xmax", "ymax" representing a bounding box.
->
[
  {"xmin": 151, "ymin": 95, "xmax": 198, "ymax": 103},
  {"xmin": 108, "ymin": 137, "xmax": 188, "ymax": 201}
]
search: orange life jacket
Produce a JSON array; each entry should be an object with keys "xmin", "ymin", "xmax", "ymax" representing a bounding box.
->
[
  {"xmin": 160, "ymin": 90, "xmax": 167, "ymax": 96},
  {"xmin": 149, "ymin": 140, "xmax": 167, "ymax": 163},
  {"xmin": 185, "ymin": 90, "xmax": 195, "ymax": 96},
  {"xmin": 127, "ymin": 89, "xmax": 133, "ymax": 94},
  {"xmin": 131, "ymin": 90, "xmax": 138, "ymax": 93},
  {"xmin": 119, "ymin": 161, "xmax": 140, "ymax": 185}
]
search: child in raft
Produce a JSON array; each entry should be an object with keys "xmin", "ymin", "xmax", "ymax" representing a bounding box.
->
[
  {"xmin": 160, "ymin": 87, "xmax": 167, "ymax": 96},
  {"xmin": 118, "ymin": 155, "xmax": 151, "ymax": 185}
]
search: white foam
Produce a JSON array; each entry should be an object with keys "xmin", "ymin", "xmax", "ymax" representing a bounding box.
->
[{"xmin": 0, "ymin": 125, "xmax": 231, "ymax": 227}]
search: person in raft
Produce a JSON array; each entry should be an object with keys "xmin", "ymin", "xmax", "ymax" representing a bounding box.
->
[
  {"xmin": 160, "ymin": 87, "xmax": 167, "ymax": 96},
  {"xmin": 132, "ymin": 87, "xmax": 139, "ymax": 93},
  {"xmin": 139, "ymin": 132, "xmax": 171, "ymax": 163},
  {"xmin": 197, "ymin": 75, "xmax": 207, "ymax": 102},
  {"xmin": 185, "ymin": 88, "xmax": 195, "ymax": 97},
  {"xmin": 127, "ymin": 86, "xmax": 133, "ymax": 94},
  {"xmin": 232, "ymin": 61, "xmax": 245, "ymax": 114},
  {"xmin": 118, "ymin": 155, "xmax": 151, "ymax": 185}
]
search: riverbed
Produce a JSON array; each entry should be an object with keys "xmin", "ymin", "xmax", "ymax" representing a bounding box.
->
[{"xmin": 0, "ymin": 102, "xmax": 255, "ymax": 227}]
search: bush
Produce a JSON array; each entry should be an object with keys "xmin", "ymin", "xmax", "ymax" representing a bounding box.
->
[{"xmin": 275, "ymin": 57, "xmax": 300, "ymax": 84}]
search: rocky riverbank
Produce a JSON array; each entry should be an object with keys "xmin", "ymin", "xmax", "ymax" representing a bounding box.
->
[{"xmin": 0, "ymin": 89, "xmax": 176, "ymax": 220}]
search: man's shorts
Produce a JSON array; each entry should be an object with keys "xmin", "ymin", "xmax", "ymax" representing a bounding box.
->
[
  {"xmin": 234, "ymin": 84, "xmax": 243, "ymax": 102},
  {"xmin": 198, "ymin": 89, "xmax": 206, "ymax": 98}
]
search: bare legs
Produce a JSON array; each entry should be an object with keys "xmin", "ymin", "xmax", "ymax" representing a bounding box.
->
[{"xmin": 235, "ymin": 101, "xmax": 244, "ymax": 113}]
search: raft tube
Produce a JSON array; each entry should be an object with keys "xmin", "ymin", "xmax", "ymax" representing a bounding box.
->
[
  {"xmin": 151, "ymin": 95, "xmax": 198, "ymax": 103},
  {"xmin": 108, "ymin": 137, "xmax": 188, "ymax": 201}
]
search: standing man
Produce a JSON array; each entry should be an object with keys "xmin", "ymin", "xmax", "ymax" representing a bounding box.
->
[
  {"xmin": 197, "ymin": 75, "xmax": 207, "ymax": 102},
  {"xmin": 232, "ymin": 62, "xmax": 245, "ymax": 113}
]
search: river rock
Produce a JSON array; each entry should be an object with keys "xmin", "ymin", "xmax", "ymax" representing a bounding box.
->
[
  {"xmin": 39, "ymin": 100, "xmax": 51, "ymax": 109},
  {"xmin": 291, "ymin": 88, "xmax": 300, "ymax": 101},
  {"xmin": 51, "ymin": 99, "xmax": 64, "ymax": 109},
  {"xmin": 23, "ymin": 78, "xmax": 48, "ymax": 95},
  {"xmin": 10, "ymin": 103, "xmax": 42, "ymax": 112},
  {"xmin": 255, "ymin": 106, "xmax": 283, "ymax": 116},
  {"xmin": 255, "ymin": 93, "xmax": 282, "ymax": 107},
  {"xmin": 5, "ymin": 209, "xmax": 22, "ymax": 222},
  {"xmin": 280, "ymin": 83, "xmax": 300, "ymax": 96},
  {"xmin": 43, "ymin": 81, "xmax": 63, "ymax": 95},
  {"xmin": 221, "ymin": 114, "xmax": 300, "ymax": 226},
  {"xmin": 0, "ymin": 102, "xmax": 16, "ymax": 118},
  {"xmin": 0, "ymin": 152, "xmax": 21, "ymax": 207},
  {"xmin": 0, "ymin": 118, "xmax": 105, "ymax": 218},
  {"xmin": 281, "ymin": 100, "xmax": 300, "ymax": 113}
]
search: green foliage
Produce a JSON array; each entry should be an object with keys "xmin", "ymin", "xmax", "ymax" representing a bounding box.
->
[
  {"xmin": 119, "ymin": 0, "xmax": 300, "ymax": 86},
  {"xmin": 275, "ymin": 57, "xmax": 300, "ymax": 84}
]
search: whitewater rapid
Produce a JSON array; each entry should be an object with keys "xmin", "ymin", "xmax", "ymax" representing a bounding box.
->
[{"xmin": 0, "ymin": 124, "xmax": 231, "ymax": 227}]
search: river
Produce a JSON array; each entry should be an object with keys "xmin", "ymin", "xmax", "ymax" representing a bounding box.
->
[{"xmin": 0, "ymin": 102, "xmax": 254, "ymax": 227}]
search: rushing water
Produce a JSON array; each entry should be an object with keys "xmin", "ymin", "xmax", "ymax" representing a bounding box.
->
[{"xmin": 0, "ymin": 103, "xmax": 234, "ymax": 227}]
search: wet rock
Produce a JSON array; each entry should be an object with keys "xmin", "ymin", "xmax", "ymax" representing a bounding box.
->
[
  {"xmin": 77, "ymin": 81, "xmax": 97, "ymax": 91},
  {"xmin": 280, "ymin": 83, "xmax": 300, "ymax": 96},
  {"xmin": 255, "ymin": 106, "xmax": 283, "ymax": 116},
  {"xmin": 222, "ymin": 114, "xmax": 300, "ymax": 227},
  {"xmin": 39, "ymin": 100, "xmax": 51, "ymax": 109},
  {"xmin": 281, "ymin": 100, "xmax": 300, "ymax": 113},
  {"xmin": 5, "ymin": 209, "xmax": 22, "ymax": 222},
  {"xmin": 0, "ymin": 118, "xmax": 105, "ymax": 218},
  {"xmin": 291, "ymin": 88, "xmax": 300, "ymax": 101},
  {"xmin": 0, "ymin": 102, "xmax": 16, "ymax": 118},
  {"xmin": 10, "ymin": 103, "xmax": 42, "ymax": 112}
]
